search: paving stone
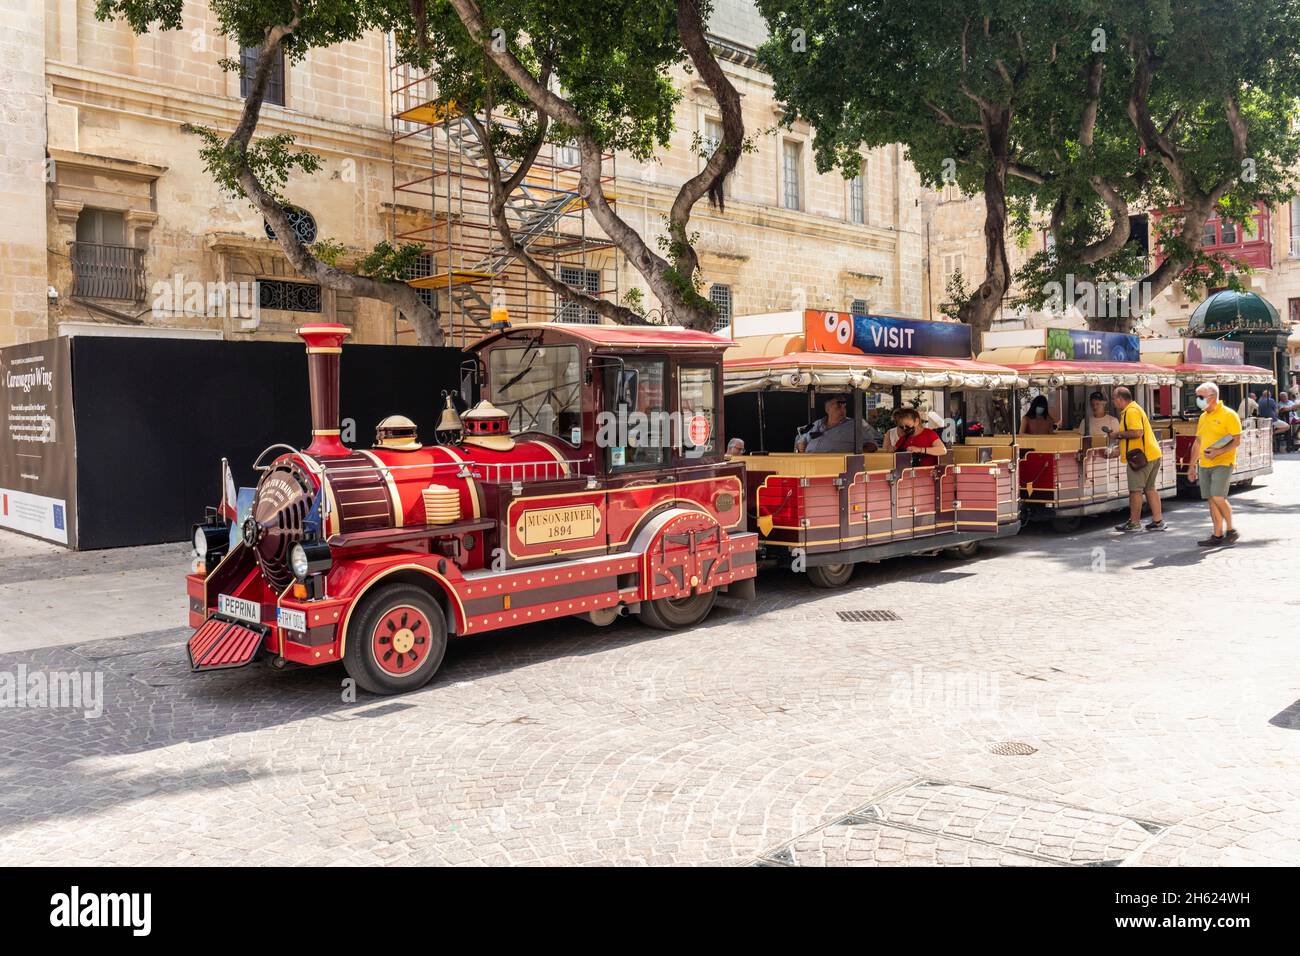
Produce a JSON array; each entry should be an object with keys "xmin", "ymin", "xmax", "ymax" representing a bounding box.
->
[{"xmin": 1, "ymin": 457, "xmax": 1299, "ymax": 864}]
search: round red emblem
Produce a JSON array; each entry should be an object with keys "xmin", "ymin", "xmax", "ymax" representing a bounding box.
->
[{"xmin": 687, "ymin": 414, "xmax": 711, "ymax": 446}]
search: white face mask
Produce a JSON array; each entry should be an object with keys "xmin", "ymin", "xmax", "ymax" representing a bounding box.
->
[{"xmin": 1196, "ymin": 396, "xmax": 1209, "ymax": 410}]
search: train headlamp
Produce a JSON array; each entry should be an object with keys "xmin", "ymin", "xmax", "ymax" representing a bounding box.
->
[
  {"xmin": 191, "ymin": 522, "xmax": 230, "ymax": 566},
  {"xmin": 289, "ymin": 539, "xmax": 332, "ymax": 582}
]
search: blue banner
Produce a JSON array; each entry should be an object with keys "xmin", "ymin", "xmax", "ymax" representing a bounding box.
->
[
  {"xmin": 806, "ymin": 310, "xmax": 972, "ymax": 358},
  {"xmin": 1045, "ymin": 328, "xmax": 1140, "ymax": 363}
]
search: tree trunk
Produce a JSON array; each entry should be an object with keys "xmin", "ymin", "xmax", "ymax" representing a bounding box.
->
[{"xmin": 958, "ymin": 160, "xmax": 1012, "ymax": 348}]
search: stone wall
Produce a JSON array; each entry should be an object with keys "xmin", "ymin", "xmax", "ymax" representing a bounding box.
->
[{"xmin": 0, "ymin": 0, "xmax": 50, "ymax": 347}]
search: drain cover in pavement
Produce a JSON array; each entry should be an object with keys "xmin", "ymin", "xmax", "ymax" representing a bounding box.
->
[
  {"xmin": 754, "ymin": 781, "xmax": 1168, "ymax": 867},
  {"xmin": 987, "ymin": 740, "xmax": 1038, "ymax": 756},
  {"xmin": 836, "ymin": 610, "xmax": 900, "ymax": 622}
]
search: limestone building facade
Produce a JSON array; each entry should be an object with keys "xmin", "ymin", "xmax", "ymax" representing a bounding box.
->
[{"xmin": 2, "ymin": 0, "xmax": 928, "ymax": 350}]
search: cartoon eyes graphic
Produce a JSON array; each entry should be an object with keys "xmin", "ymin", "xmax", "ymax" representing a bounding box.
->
[{"xmin": 823, "ymin": 312, "xmax": 852, "ymax": 345}]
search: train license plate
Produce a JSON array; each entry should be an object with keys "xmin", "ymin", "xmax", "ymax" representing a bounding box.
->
[
  {"xmin": 217, "ymin": 593, "xmax": 261, "ymax": 626},
  {"xmin": 277, "ymin": 607, "xmax": 307, "ymax": 633}
]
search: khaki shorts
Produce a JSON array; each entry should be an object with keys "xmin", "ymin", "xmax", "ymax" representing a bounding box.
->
[
  {"xmin": 1198, "ymin": 464, "xmax": 1232, "ymax": 499},
  {"xmin": 1127, "ymin": 457, "xmax": 1161, "ymax": 493}
]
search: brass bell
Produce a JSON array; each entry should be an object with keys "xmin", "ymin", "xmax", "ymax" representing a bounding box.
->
[{"xmin": 436, "ymin": 393, "xmax": 464, "ymax": 434}]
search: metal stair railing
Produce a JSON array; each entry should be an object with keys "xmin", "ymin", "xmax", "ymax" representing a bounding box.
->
[{"xmin": 441, "ymin": 115, "xmax": 587, "ymax": 330}]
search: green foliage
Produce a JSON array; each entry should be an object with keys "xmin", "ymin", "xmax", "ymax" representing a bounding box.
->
[
  {"xmin": 621, "ymin": 286, "xmax": 648, "ymax": 319},
  {"xmin": 940, "ymin": 270, "xmax": 972, "ymax": 322},
  {"xmin": 311, "ymin": 238, "xmax": 347, "ymax": 266},
  {"xmin": 396, "ymin": 0, "xmax": 694, "ymax": 162},
  {"xmin": 182, "ymin": 123, "xmax": 322, "ymax": 205},
  {"xmin": 355, "ymin": 241, "xmax": 426, "ymax": 283},
  {"xmin": 758, "ymin": 0, "xmax": 1300, "ymax": 310}
]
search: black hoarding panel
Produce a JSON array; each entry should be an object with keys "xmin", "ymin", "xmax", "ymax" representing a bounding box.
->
[
  {"xmin": 68, "ymin": 336, "xmax": 466, "ymax": 550},
  {"xmin": 0, "ymin": 338, "xmax": 78, "ymax": 547}
]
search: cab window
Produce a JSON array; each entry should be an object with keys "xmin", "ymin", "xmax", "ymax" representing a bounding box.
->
[
  {"xmin": 604, "ymin": 357, "xmax": 667, "ymax": 470},
  {"xmin": 679, "ymin": 365, "xmax": 719, "ymax": 461},
  {"xmin": 487, "ymin": 344, "xmax": 583, "ymax": 444}
]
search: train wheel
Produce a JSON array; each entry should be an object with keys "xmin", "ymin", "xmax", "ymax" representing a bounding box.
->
[
  {"xmin": 638, "ymin": 589, "xmax": 717, "ymax": 630},
  {"xmin": 806, "ymin": 562, "xmax": 855, "ymax": 589},
  {"xmin": 1050, "ymin": 515, "xmax": 1081, "ymax": 534},
  {"xmin": 344, "ymin": 584, "xmax": 447, "ymax": 695},
  {"xmin": 947, "ymin": 540, "xmax": 979, "ymax": 559}
]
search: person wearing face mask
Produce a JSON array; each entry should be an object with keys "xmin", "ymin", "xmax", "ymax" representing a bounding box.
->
[
  {"xmin": 1188, "ymin": 381, "xmax": 1242, "ymax": 547},
  {"xmin": 883, "ymin": 407, "xmax": 947, "ymax": 465},
  {"xmin": 1019, "ymin": 394, "xmax": 1057, "ymax": 435}
]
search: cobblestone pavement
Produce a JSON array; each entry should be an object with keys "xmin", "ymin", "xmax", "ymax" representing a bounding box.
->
[{"xmin": 2, "ymin": 457, "xmax": 1298, "ymax": 866}]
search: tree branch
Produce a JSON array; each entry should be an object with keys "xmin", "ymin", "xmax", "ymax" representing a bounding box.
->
[
  {"xmin": 230, "ymin": 18, "xmax": 442, "ymax": 344},
  {"xmin": 444, "ymin": 0, "xmax": 729, "ymax": 328}
]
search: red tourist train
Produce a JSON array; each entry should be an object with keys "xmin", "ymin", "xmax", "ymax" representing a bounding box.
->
[
  {"xmin": 185, "ymin": 311, "xmax": 1273, "ymax": 694},
  {"xmin": 187, "ymin": 322, "xmax": 758, "ymax": 694}
]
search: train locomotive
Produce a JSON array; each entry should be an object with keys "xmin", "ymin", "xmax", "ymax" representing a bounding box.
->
[{"xmin": 187, "ymin": 322, "xmax": 758, "ymax": 694}]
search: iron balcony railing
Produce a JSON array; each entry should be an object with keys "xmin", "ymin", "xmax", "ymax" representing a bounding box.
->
[
  {"xmin": 1290, "ymin": 235, "xmax": 1300, "ymax": 258},
  {"xmin": 70, "ymin": 241, "xmax": 146, "ymax": 301}
]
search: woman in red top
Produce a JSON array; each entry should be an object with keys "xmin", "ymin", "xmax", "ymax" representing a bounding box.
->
[{"xmin": 884, "ymin": 407, "xmax": 948, "ymax": 466}]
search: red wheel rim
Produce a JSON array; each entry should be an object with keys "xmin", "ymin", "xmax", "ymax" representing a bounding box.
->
[{"xmin": 371, "ymin": 605, "xmax": 430, "ymax": 676}]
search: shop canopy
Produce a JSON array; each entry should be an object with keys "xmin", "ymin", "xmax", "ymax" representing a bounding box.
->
[
  {"xmin": 724, "ymin": 349, "xmax": 1027, "ymax": 394},
  {"xmin": 1170, "ymin": 363, "xmax": 1275, "ymax": 385},
  {"xmin": 977, "ymin": 350, "xmax": 1179, "ymax": 387}
]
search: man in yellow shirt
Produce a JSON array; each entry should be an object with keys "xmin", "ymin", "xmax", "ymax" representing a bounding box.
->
[
  {"xmin": 1188, "ymin": 381, "xmax": 1242, "ymax": 546},
  {"xmin": 1111, "ymin": 387, "xmax": 1165, "ymax": 532}
]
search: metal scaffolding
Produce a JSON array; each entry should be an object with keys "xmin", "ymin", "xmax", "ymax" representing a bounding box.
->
[{"xmin": 388, "ymin": 43, "xmax": 620, "ymax": 348}]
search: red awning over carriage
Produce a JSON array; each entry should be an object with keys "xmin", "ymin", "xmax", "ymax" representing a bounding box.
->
[
  {"xmin": 723, "ymin": 350, "xmax": 1026, "ymax": 392},
  {"xmin": 993, "ymin": 359, "xmax": 1179, "ymax": 386},
  {"xmin": 472, "ymin": 322, "xmax": 736, "ymax": 351},
  {"xmin": 1170, "ymin": 362, "xmax": 1275, "ymax": 385}
]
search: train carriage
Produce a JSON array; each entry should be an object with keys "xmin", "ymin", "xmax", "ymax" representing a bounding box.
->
[
  {"xmin": 1139, "ymin": 338, "xmax": 1275, "ymax": 491},
  {"xmin": 722, "ymin": 310, "xmax": 1024, "ymax": 587},
  {"xmin": 978, "ymin": 328, "xmax": 1180, "ymax": 531},
  {"xmin": 186, "ymin": 322, "xmax": 758, "ymax": 695}
]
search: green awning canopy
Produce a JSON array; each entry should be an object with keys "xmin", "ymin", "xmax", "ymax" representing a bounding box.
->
[{"xmin": 1187, "ymin": 290, "xmax": 1283, "ymax": 333}]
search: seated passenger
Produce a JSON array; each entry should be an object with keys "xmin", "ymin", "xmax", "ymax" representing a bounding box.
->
[
  {"xmin": 884, "ymin": 407, "xmax": 947, "ymax": 465},
  {"xmin": 1076, "ymin": 391, "xmax": 1120, "ymax": 439},
  {"xmin": 795, "ymin": 394, "xmax": 881, "ymax": 453},
  {"xmin": 1020, "ymin": 395, "xmax": 1057, "ymax": 434},
  {"xmin": 726, "ymin": 437, "xmax": 746, "ymax": 456}
]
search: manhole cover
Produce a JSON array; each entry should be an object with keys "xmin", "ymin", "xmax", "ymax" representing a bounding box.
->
[
  {"xmin": 988, "ymin": 741, "xmax": 1038, "ymax": 756},
  {"xmin": 837, "ymin": 610, "xmax": 900, "ymax": 622},
  {"xmin": 755, "ymin": 781, "xmax": 1170, "ymax": 867}
]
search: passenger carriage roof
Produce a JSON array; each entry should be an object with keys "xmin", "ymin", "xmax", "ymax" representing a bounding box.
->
[
  {"xmin": 1171, "ymin": 363, "xmax": 1275, "ymax": 385},
  {"xmin": 471, "ymin": 322, "xmax": 736, "ymax": 352},
  {"xmin": 723, "ymin": 350, "xmax": 1027, "ymax": 392},
  {"xmin": 977, "ymin": 356, "xmax": 1180, "ymax": 386}
]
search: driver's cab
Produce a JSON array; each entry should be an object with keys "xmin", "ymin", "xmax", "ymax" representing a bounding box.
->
[{"xmin": 469, "ymin": 323, "xmax": 741, "ymax": 566}]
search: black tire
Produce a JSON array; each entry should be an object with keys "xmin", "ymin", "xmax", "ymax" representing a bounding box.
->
[
  {"xmin": 1051, "ymin": 515, "xmax": 1081, "ymax": 534},
  {"xmin": 343, "ymin": 583, "xmax": 447, "ymax": 695},
  {"xmin": 638, "ymin": 589, "xmax": 717, "ymax": 630},
  {"xmin": 947, "ymin": 540, "xmax": 979, "ymax": 559},
  {"xmin": 806, "ymin": 562, "xmax": 855, "ymax": 589}
]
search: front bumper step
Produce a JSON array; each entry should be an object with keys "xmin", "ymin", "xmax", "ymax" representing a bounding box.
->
[{"xmin": 188, "ymin": 615, "xmax": 266, "ymax": 670}]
